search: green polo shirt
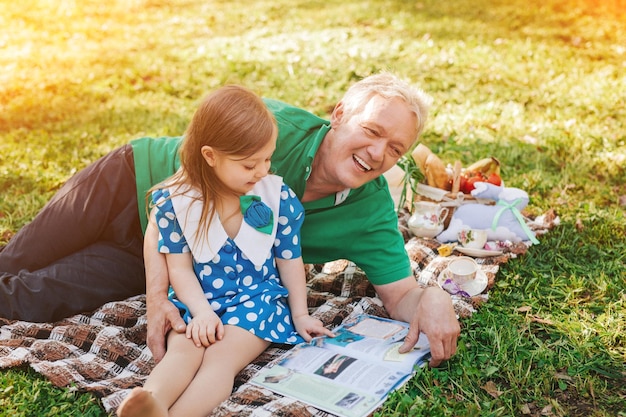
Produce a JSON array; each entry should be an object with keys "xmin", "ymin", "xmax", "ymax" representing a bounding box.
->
[
  {"xmin": 131, "ymin": 99, "xmax": 411, "ymax": 285},
  {"xmin": 131, "ymin": 135, "xmax": 182, "ymax": 232}
]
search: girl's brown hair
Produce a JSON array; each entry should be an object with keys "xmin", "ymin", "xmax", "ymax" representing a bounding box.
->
[{"xmin": 148, "ymin": 85, "xmax": 277, "ymax": 239}]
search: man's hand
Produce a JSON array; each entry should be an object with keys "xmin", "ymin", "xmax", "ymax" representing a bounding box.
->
[
  {"xmin": 398, "ymin": 286, "xmax": 460, "ymax": 367},
  {"xmin": 146, "ymin": 296, "xmax": 186, "ymax": 362},
  {"xmin": 375, "ymin": 279, "xmax": 460, "ymax": 367},
  {"xmin": 144, "ymin": 212, "xmax": 186, "ymax": 363}
]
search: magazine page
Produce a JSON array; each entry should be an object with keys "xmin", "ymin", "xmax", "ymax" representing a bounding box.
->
[
  {"xmin": 320, "ymin": 315, "xmax": 431, "ymax": 373},
  {"xmin": 251, "ymin": 344, "xmax": 410, "ymax": 417},
  {"xmin": 250, "ymin": 314, "xmax": 431, "ymax": 417}
]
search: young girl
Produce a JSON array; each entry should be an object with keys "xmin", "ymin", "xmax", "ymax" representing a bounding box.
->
[{"xmin": 117, "ymin": 85, "xmax": 333, "ymax": 417}]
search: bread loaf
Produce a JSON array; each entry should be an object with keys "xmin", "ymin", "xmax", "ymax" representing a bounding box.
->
[
  {"xmin": 411, "ymin": 144, "xmax": 450, "ymax": 190},
  {"xmin": 426, "ymin": 154, "xmax": 450, "ymax": 189}
]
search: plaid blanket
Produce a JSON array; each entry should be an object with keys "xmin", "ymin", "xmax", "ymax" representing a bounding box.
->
[{"xmin": 0, "ymin": 211, "xmax": 556, "ymax": 416}]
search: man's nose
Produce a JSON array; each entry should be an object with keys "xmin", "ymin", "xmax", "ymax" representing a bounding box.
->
[{"xmin": 368, "ymin": 140, "xmax": 386, "ymax": 162}]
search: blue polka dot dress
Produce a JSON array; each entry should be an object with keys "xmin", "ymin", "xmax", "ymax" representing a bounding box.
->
[{"xmin": 152, "ymin": 175, "xmax": 305, "ymax": 345}]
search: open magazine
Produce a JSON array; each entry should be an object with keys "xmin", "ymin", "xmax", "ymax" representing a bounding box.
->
[{"xmin": 251, "ymin": 314, "xmax": 431, "ymax": 417}]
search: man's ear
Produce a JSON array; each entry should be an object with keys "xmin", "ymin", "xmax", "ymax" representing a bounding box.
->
[
  {"xmin": 201, "ymin": 145, "xmax": 217, "ymax": 166},
  {"xmin": 330, "ymin": 101, "xmax": 345, "ymax": 127}
]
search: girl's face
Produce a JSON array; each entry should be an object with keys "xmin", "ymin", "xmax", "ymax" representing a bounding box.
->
[{"xmin": 201, "ymin": 134, "xmax": 277, "ymax": 196}]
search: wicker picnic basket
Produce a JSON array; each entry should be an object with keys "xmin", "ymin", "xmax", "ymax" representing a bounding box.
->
[
  {"xmin": 411, "ymin": 165, "xmax": 495, "ymax": 229},
  {"xmin": 402, "ymin": 144, "xmax": 499, "ymax": 231}
]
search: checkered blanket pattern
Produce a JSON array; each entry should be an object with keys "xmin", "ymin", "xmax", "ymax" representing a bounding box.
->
[{"xmin": 2, "ymin": 207, "xmax": 558, "ymax": 416}]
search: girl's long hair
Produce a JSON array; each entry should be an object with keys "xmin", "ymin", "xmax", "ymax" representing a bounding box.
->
[{"xmin": 148, "ymin": 85, "xmax": 277, "ymax": 242}]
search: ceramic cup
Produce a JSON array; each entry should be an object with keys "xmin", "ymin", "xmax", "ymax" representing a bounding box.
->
[
  {"xmin": 446, "ymin": 256, "xmax": 478, "ymax": 285},
  {"xmin": 458, "ymin": 228, "xmax": 488, "ymax": 249}
]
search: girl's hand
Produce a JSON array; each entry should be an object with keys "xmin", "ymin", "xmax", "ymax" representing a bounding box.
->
[
  {"xmin": 293, "ymin": 314, "xmax": 334, "ymax": 342},
  {"xmin": 186, "ymin": 310, "xmax": 224, "ymax": 347}
]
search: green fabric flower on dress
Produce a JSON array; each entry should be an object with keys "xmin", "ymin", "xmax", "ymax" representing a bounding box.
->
[{"xmin": 240, "ymin": 195, "xmax": 274, "ymax": 235}]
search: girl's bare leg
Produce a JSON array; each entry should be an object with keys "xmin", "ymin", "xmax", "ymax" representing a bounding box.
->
[
  {"xmin": 168, "ymin": 325, "xmax": 270, "ymax": 417},
  {"xmin": 117, "ymin": 331, "xmax": 204, "ymax": 417}
]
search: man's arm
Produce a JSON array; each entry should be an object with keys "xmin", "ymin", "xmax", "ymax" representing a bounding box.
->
[
  {"xmin": 374, "ymin": 277, "xmax": 460, "ymax": 367},
  {"xmin": 144, "ymin": 212, "xmax": 186, "ymax": 362}
]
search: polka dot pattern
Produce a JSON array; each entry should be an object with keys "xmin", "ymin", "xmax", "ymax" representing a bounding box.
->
[{"xmin": 153, "ymin": 183, "xmax": 305, "ymax": 344}]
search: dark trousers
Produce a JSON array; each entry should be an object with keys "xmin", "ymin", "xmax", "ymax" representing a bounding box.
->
[{"xmin": 0, "ymin": 144, "xmax": 146, "ymax": 322}]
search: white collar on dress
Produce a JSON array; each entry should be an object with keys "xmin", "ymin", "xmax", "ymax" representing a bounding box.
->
[{"xmin": 169, "ymin": 175, "xmax": 283, "ymax": 266}]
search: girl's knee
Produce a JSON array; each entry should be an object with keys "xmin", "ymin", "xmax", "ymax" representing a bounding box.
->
[{"xmin": 165, "ymin": 332, "xmax": 205, "ymax": 360}]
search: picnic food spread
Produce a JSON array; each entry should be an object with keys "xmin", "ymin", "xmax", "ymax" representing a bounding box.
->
[
  {"xmin": 404, "ymin": 143, "xmax": 538, "ymax": 254},
  {"xmin": 411, "ymin": 143, "xmax": 502, "ymax": 195}
]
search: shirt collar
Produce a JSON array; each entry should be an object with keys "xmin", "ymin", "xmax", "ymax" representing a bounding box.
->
[
  {"xmin": 335, "ymin": 188, "xmax": 351, "ymax": 205},
  {"xmin": 303, "ymin": 124, "xmax": 329, "ymax": 181},
  {"xmin": 303, "ymin": 125, "xmax": 352, "ymax": 206}
]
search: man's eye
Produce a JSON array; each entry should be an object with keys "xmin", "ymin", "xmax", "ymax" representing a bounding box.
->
[
  {"xmin": 364, "ymin": 127, "xmax": 378, "ymax": 136},
  {"xmin": 390, "ymin": 147, "xmax": 402, "ymax": 157},
  {"xmin": 244, "ymin": 165, "xmax": 255, "ymax": 170}
]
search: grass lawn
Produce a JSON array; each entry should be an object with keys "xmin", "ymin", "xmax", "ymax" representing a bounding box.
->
[{"xmin": 1, "ymin": 0, "xmax": 624, "ymax": 416}]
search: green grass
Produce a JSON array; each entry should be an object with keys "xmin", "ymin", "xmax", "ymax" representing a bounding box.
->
[
  {"xmin": 1, "ymin": 0, "xmax": 625, "ymax": 415},
  {"xmin": 0, "ymin": 367, "xmax": 104, "ymax": 416}
]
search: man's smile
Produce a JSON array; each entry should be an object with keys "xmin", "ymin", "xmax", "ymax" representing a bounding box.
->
[{"xmin": 353, "ymin": 155, "xmax": 372, "ymax": 172}]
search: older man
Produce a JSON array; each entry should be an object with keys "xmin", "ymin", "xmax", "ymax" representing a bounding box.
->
[{"xmin": 0, "ymin": 72, "xmax": 459, "ymax": 367}]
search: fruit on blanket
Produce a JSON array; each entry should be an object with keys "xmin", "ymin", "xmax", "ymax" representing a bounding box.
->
[
  {"xmin": 464, "ymin": 156, "xmax": 501, "ymax": 176},
  {"xmin": 460, "ymin": 171, "xmax": 502, "ymax": 194},
  {"xmin": 487, "ymin": 172, "xmax": 502, "ymax": 186},
  {"xmin": 410, "ymin": 144, "xmax": 502, "ymax": 193},
  {"xmin": 459, "ymin": 157, "xmax": 502, "ymax": 194},
  {"xmin": 460, "ymin": 173, "xmax": 483, "ymax": 194},
  {"xmin": 459, "ymin": 175, "xmax": 467, "ymax": 193}
]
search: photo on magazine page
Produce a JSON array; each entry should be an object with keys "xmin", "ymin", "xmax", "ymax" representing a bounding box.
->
[{"xmin": 251, "ymin": 314, "xmax": 431, "ymax": 417}]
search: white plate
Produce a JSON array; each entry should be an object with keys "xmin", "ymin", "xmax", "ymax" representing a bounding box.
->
[
  {"xmin": 438, "ymin": 269, "xmax": 488, "ymax": 297},
  {"xmin": 455, "ymin": 247, "xmax": 503, "ymax": 257}
]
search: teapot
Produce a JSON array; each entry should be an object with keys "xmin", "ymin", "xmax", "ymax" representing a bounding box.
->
[{"xmin": 408, "ymin": 201, "xmax": 449, "ymax": 238}]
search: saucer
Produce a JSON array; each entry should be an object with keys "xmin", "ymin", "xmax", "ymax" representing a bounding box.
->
[
  {"xmin": 455, "ymin": 247, "xmax": 503, "ymax": 258},
  {"xmin": 438, "ymin": 269, "xmax": 488, "ymax": 297}
]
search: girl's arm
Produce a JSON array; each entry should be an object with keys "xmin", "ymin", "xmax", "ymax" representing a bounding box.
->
[
  {"xmin": 166, "ymin": 252, "xmax": 208, "ymax": 316},
  {"xmin": 166, "ymin": 252, "xmax": 224, "ymax": 347},
  {"xmin": 276, "ymin": 257, "xmax": 334, "ymax": 341}
]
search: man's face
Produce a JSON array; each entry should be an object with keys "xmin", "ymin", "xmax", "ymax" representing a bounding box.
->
[{"xmin": 326, "ymin": 95, "xmax": 417, "ymax": 190}]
